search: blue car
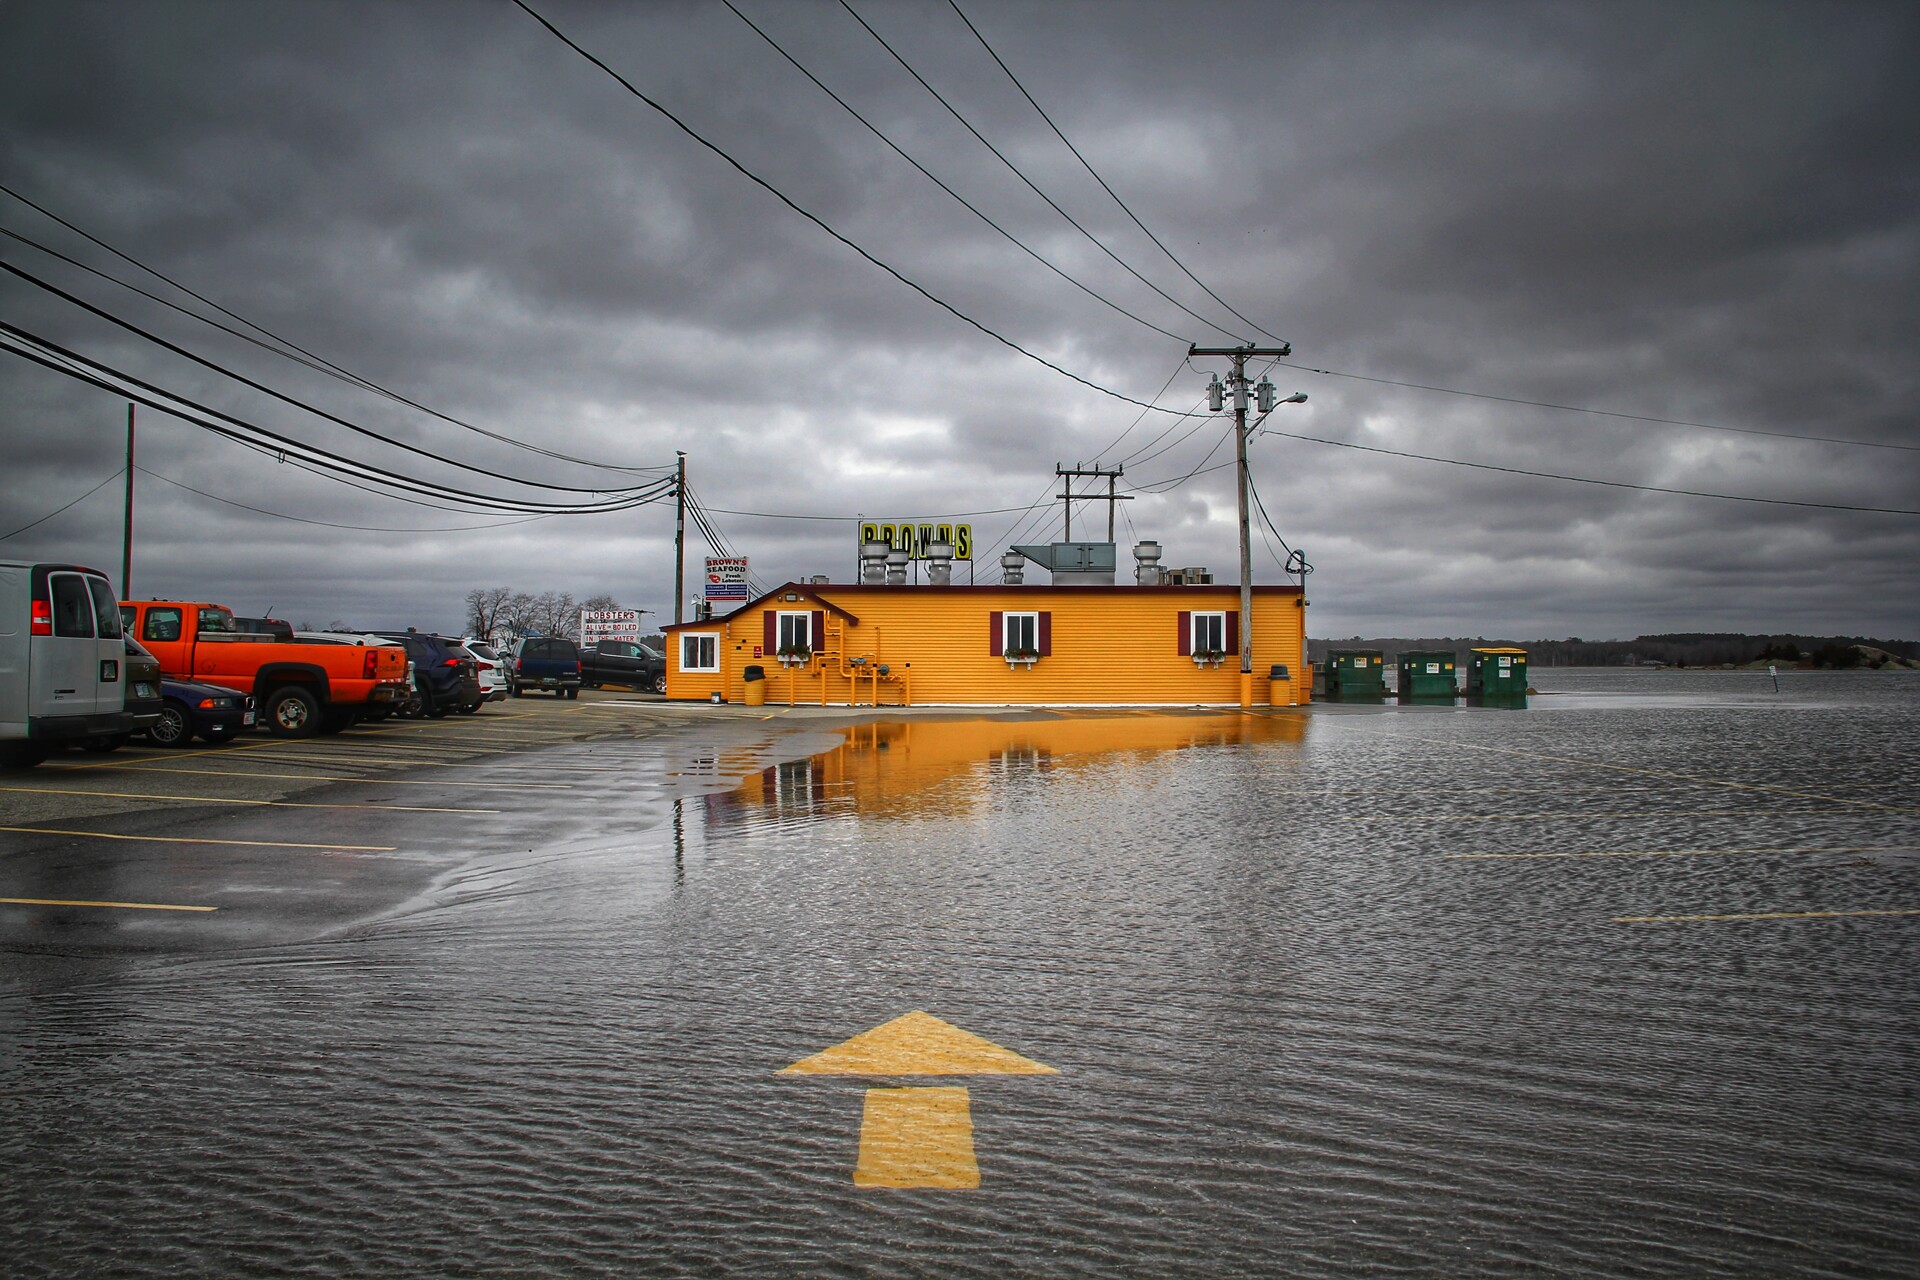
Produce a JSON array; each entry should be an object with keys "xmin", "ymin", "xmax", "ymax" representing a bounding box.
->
[{"xmin": 144, "ymin": 678, "xmax": 255, "ymax": 747}]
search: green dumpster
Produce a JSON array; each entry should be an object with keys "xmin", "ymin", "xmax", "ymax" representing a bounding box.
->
[
  {"xmin": 1326, "ymin": 649, "xmax": 1387, "ymax": 701},
  {"xmin": 1397, "ymin": 649, "xmax": 1459, "ymax": 700},
  {"xmin": 1466, "ymin": 647, "xmax": 1529, "ymax": 698}
]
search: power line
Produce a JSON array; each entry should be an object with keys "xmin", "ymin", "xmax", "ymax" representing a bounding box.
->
[
  {"xmin": 509, "ymin": 0, "xmax": 1187, "ymax": 417},
  {"xmin": 0, "ymin": 186, "xmax": 669, "ymax": 474},
  {"xmin": 2, "ymin": 261, "xmax": 665, "ymax": 497},
  {"xmin": 838, "ymin": 0, "xmax": 1246, "ymax": 345},
  {"xmin": 1274, "ymin": 360, "xmax": 1920, "ymax": 454},
  {"xmin": 1093, "ymin": 355, "xmax": 1191, "ymax": 463},
  {"xmin": 136, "ymin": 466, "xmax": 576, "ymax": 532},
  {"xmin": 0, "ymin": 220, "xmax": 675, "ymax": 479},
  {"xmin": 0, "ymin": 465, "xmax": 123, "ymax": 542},
  {"xmin": 1258, "ymin": 427, "xmax": 1920, "ymax": 516},
  {"xmin": 0, "ymin": 326, "xmax": 677, "ymax": 514},
  {"xmin": 719, "ymin": 0, "xmax": 1191, "ymax": 345},
  {"xmin": 946, "ymin": 0, "xmax": 1287, "ymax": 347}
]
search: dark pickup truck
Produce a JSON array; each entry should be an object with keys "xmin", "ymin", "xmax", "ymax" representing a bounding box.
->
[{"xmin": 579, "ymin": 639, "xmax": 666, "ymax": 694}]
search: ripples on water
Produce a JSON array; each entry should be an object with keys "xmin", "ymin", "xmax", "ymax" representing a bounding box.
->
[{"xmin": 2, "ymin": 673, "xmax": 1916, "ymax": 1277}]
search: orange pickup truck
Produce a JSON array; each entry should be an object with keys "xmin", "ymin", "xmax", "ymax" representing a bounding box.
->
[{"xmin": 120, "ymin": 601, "xmax": 409, "ymax": 737}]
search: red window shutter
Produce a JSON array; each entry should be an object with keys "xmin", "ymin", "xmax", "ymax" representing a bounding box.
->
[
  {"xmin": 989, "ymin": 611, "xmax": 1004, "ymax": 656},
  {"xmin": 1226, "ymin": 611, "xmax": 1239, "ymax": 657},
  {"xmin": 811, "ymin": 610, "xmax": 824, "ymax": 650},
  {"xmin": 763, "ymin": 612, "xmax": 777, "ymax": 653},
  {"xmin": 1038, "ymin": 611, "xmax": 1052, "ymax": 656},
  {"xmin": 1177, "ymin": 610, "xmax": 1191, "ymax": 656}
]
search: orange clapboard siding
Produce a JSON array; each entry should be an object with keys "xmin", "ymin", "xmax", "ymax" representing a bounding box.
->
[{"xmin": 663, "ymin": 584, "xmax": 1307, "ymax": 706}]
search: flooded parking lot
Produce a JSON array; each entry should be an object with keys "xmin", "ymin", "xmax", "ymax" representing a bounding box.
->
[{"xmin": 3, "ymin": 672, "xmax": 1917, "ymax": 1276}]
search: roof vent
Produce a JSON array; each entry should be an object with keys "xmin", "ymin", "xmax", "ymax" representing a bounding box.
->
[{"xmin": 1134, "ymin": 540, "xmax": 1163, "ymax": 586}]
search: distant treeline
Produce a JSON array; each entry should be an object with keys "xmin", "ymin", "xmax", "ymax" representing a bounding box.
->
[{"xmin": 1307, "ymin": 633, "xmax": 1920, "ymax": 669}]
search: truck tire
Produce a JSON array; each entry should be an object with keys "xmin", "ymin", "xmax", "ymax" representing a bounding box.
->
[
  {"xmin": 564, "ymin": 687, "xmax": 579, "ymax": 700},
  {"xmin": 264, "ymin": 686, "xmax": 321, "ymax": 738},
  {"xmin": 650, "ymin": 673, "xmax": 667, "ymax": 695}
]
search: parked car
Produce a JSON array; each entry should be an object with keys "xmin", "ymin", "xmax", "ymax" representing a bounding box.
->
[
  {"xmin": 459, "ymin": 638, "xmax": 508, "ymax": 702},
  {"xmin": 579, "ymin": 638, "xmax": 667, "ymax": 694},
  {"xmin": 373, "ymin": 631, "xmax": 481, "ymax": 717},
  {"xmin": 143, "ymin": 677, "xmax": 255, "ymax": 747},
  {"xmin": 2, "ymin": 560, "xmax": 132, "ymax": 769},
  {"xmin": 505, "ymin": 636, "xmax": 582, "ymax": 698}
]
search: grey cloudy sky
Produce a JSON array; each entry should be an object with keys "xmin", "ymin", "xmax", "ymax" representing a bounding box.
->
[{"xmin": 3, "ymin": 0, "xmax": 1916, "ymax": 640}]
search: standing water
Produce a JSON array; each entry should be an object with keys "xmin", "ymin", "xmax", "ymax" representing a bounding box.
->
[{"xmin": 3, "ymin": 670, "xmax": 1916, "ymax": 1276}]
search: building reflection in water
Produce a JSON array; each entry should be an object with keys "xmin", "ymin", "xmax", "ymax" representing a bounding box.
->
[{"xmin": 697, "ymin": 712, "xmax": 1309, "ymax": 833}]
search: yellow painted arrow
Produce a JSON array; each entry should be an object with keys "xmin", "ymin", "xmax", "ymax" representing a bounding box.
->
[
  {"xmin": 781, "ymin": 1009, "xmax": 1058, "ymax": 1078},
  {"xmin": 781, "ymin": 1011, "xmax": 1056, "ymax": 1189}
]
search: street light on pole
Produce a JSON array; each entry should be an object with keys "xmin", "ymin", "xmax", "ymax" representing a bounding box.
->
[{"xmin": 1190, "ymin": 343, "xmax": 1306, "ymax": 709}]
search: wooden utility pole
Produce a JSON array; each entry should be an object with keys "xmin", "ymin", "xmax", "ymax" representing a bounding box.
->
[
  {"xmin": 673, "ymin": 452, "xmax": 686, "ymax": 625},
  {"xmin": 121, "ymin": 403, "xmax": 135, "ymax": 599},
  {"xmin": 1055, "ymin": 464, "xmax": 1130, "ymax": 542},
  {"xmin": 1189, "ymin": 344, "xmax": 1294, "ymax": 709}
]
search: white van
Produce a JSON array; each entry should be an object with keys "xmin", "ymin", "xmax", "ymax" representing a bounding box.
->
[{"xmin": 0, "ymin": 561, "xmax": 133, "ymax": 769}]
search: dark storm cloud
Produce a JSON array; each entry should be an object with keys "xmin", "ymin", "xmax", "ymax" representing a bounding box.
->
[{"xmin": 3, "ymin": 0, "xmax": 1916, "ymax": 638}]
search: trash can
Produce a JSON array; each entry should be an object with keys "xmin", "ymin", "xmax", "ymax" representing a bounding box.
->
[
  {"xmin": 1326, "ymin": 649, "xmax": 1387, "ymax": 701},
  {"xmin": 1397, "ymin": 650, "xmax": 1459, "ymax": 700},
  {"xmin": 742, "ymin": 663, "xmax": 767, "ymax": 707},
  {"xmin": 1466, "ymin": 647, "xmax": 1528, "ymax": 696}
]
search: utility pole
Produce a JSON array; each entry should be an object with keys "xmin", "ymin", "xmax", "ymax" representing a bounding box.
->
[
  {"xmin": 1055, "ymin": 464, "xmax": 1131, "ymax": 542},
  {"xmin": 1189, "ymin": 344, "xmax": 1304, "ymax": 709},
  {"xmin": 673, "ymin": 452, "xmax": 687, "ymax": 626},
  {"xmin": 121, "ymin": 403, "xmax": 135, "ymax": 599}
]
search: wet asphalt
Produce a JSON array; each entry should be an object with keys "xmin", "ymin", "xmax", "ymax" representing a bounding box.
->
[{"xmin": 2, "ymin": 673, "xmax": 1917, "ymax": 1278}]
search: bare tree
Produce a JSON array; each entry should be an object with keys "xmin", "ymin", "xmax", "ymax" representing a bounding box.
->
[
  {"xmin": 525, "ymin": 591, "xmax": 576, "ymax": 639},
  {"xmin": 465, "ymin": 586, "xmax": 515, "ymax": 640}
]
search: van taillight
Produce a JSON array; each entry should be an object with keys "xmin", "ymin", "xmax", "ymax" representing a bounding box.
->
[
  {"xmin": 442, "ymin": 657, "xmax": 459, "ymax": 667},
  {"xmin": 30, "ymin": 599, "xmax": 52, "ymax": 636}
]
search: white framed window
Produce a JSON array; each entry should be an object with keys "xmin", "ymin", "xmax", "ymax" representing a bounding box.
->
[
  {"xmin": 679, "ymin": 632, "xmax": 719, "ymax": 673},
  {"xmin": 775, "ymin": 611, "xmax": 813, "ymax": 655},
  {"xmin": 1003, "ymin": 611, "xmax": 1039, "ymax": 657},
  {"xmin": 1191, "ymin": 611, "xmax": 1227, "ymax": 657}
]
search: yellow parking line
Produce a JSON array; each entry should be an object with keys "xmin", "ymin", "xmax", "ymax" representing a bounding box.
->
[
  {"xmin": 226, "ymin": 754, "xmax": 625, "ymax": 775},
  {"xmin": 1, "ymin": 896, "xmax": 216, "ymax": 912},
  {"xmin": 1615, "ymin": 909, "xmax": 1920, "ymax": 924},
  {"xmin": 0, "ymin": 786, "xmax": 493, "ymax": 814},
  {"xmin": 0, "ymin": 825, "xmax": 393, "ymax": 850},
  {"xmin": 106, "ymin": 766, "xmax": 571, "ymax": 789},
  {"xmin": 1449, "ymin": 845, "xmax": 1918, "ymax": 860}
]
